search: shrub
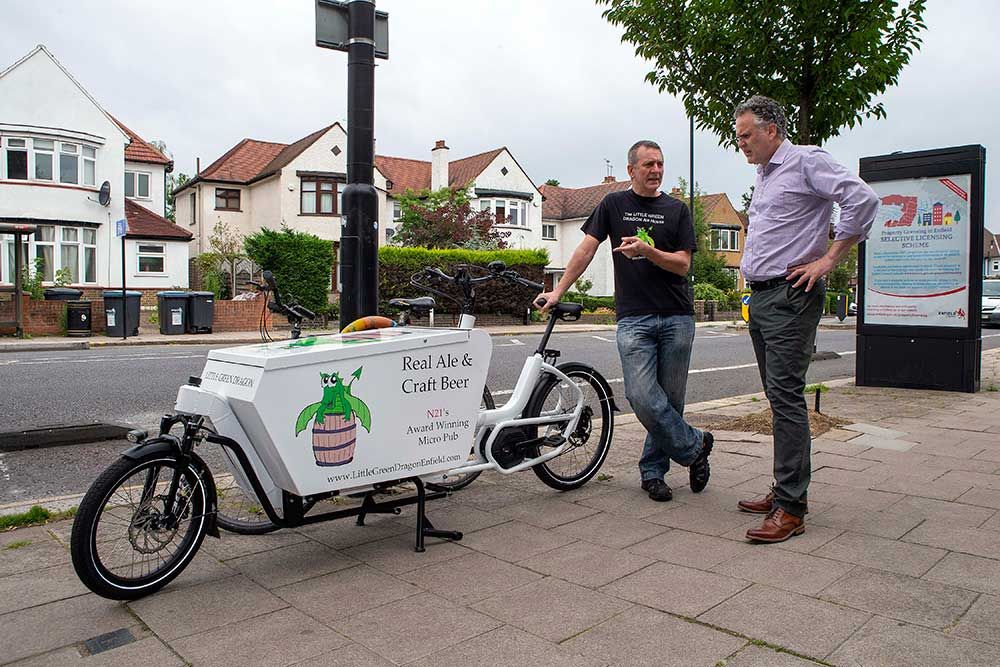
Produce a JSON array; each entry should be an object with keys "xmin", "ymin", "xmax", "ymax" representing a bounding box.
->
[
  {"xmin": 564, "ymin": 291, "xmax": 615, "ymax": 312},
  {"xmin": 379, "ymin": 247, "xmax": 547, "ymax": 315},
  {"xmin": 693, "ymin": 282, "xmax": 728, "ymax": 303},
  {"xmin": 245, "ymin": 227, "xmax": 335, "ymax": 316}
]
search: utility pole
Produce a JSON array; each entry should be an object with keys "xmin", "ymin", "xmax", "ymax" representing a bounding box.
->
[{"xmin": 315, "ymin": 0, "xmax": 389, "ymax": 330}]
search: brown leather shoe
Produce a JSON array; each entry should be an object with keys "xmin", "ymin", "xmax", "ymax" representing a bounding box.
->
[
  {"xmin": 737, "ymin": 491, "xmax": 774, "ymax": 514},
  {"xmin": 746, "ymin": 508, "xmax": 804, "ymax": 543}
]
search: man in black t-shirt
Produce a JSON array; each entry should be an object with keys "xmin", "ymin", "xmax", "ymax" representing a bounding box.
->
[{"xmin": 536, "ymin": 140, "xmax": 713, "ymax": 502}]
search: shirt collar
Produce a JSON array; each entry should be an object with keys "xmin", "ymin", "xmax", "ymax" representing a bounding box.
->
[{"xmin": 756, "ymin": 138, "xmax": 793, "ymax": 175}]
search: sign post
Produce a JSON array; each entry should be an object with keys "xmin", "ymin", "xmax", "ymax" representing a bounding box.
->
[
  {"xmin": 315, "ymin": 0, "xmax": 389, "ymax": 331},
  {"xmin": 116, "ymin": 218, "xmax": 128, "ymax": 340},
  {"xmin": 857, "ymin": 145, "xmax": 986, "ymax": 392}
]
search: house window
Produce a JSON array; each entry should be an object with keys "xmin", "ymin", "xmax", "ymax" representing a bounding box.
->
[
  {"xmin": 82, "ymin": 228, "xmax": 97, "ymax": 283},
  {"xmin": 520, "ymin": 201, "xmax": 529, "ymax": 227},
  {"xmin": 724, "ymin": 267, "xmax": 740, "ymax": 286},
  {"xmin": 495, "ymin": 200, "xmax": 507, "ymax": 225},
  {"xmin": 480, "ymin": 199, "xmax": 491, "ymax": 212},
  {"xmin": 386, "ymin": 228, "xmax": 395, "ymax": 241},
  {"xmin": 60, "ymin": 227, "xmax": 80, "ymax": 282},
  {"xmin": 33, "ymin": 139, "xmax": 54, "ymax": 181},
  {"xmin": 215, "ymin": 188, "xmax": 240, "ymax": 210},
  {"xmin": 59, "ymin": 143, "xmax": 79, "ymax": 184},
  {"xmin": 993, "ymin": 260, "xmax": 1000, "ymax": 272},
  {"xmin": 189, "ymin": 193, "xmax": 197, "ymax": 225},
  {"xmin": 392, "ymin": 200, "xmax": 401, "ymax": 220},
  {"xmin": 542, "ymin": 224, "xmax": 556, "ymax": 240},
  {"xmin": 137, "ymin": 243, "xmax": 165, "ymax": 273},
  {"xmin": 34, "ymin": 225, "xmax": 55, "ymax": 281},
  {"xmin": 82, "ymin": 146, "xmax": 96, "ymax": 186},
  {"xmin": 5, "ymin": 138, "xmax": 28, "ymax": 180},
  {"xmin": 300, "ymin": 178, "xmax": 337, "ymax": 215},
  {"xmin": 711, "ymin": 228, "xmax": 740, "ymax": 251},
  {"xmin": 125, "ymin": 171, "xmax": 151, "ymax": 199}
]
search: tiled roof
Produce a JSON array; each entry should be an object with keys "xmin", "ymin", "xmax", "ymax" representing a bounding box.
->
[
  {"xmin": 984, "ymin": 229, "xmax": 1000, "ymax": 259},
  {"xmin": 376, "ymin": 148, "xmax": 507, "ymax": 195},
  {"xmin": 374, "ymin": 155, "xmax": 432, "ymax": 193},
  {"xmin": 449, "ymin": 148, "xmax": 504, "ymax": 188},
  {"xmin": 112, "ymin": 117, "xmax": 171, "ymax": 166},
  {"xmin": 198, "ymin": 138, "xmax": 287, "ymax": 183},
  {"xmin": 539, "ymin": 180, "xmax": 631, "ymax": 220},
  {"xmin": 251, "ymin": 124, "xmax": 338, "ymax": 184},
  {"xmin": 124, "ymin": 199, "xmax": 192, "ymax": 240}
]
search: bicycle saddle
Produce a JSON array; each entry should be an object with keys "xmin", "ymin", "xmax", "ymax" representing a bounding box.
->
[
  {"xmin": 389, "ymin": 296, "xmax": 436, "ymax": 311},
  {"xmin": 554, "ymin": 302, "xmax": 583, "ymax": 320}
]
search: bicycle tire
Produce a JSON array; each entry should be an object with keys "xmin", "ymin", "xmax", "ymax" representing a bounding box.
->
[
  {"xmin": 206, "ymin": 446, "xmax": 279, "ymax": 535},
  {"xmin": 70, "ymin": 453, "xmax": 210, "ymax": 600},
  {"xmin": 431, "ymin": 385, "xmax": 494, "ymax": 491},
  {"xmin": 526, "ymin": 363, "xmax": 614, "ymax": 491}
]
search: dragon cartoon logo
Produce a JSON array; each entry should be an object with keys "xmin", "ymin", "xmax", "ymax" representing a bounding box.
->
[{"xmin": 295, "ymin": 367, "xmax": 372, "ymax": 467}]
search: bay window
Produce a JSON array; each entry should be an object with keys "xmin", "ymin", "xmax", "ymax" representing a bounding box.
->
[
  {"xmin": 82, "ymin": 146, "xmax": 96, "ymax": 186},
  {"xmin": 33, "ymin": 139, "xmax": 54, "ymax": 180},
  {"xmin": 5, "ymin": 138, "xmax": 28, "ymax": 179},
  {"xmin": 59, "ymin": 143, "xmax": 79, "ymax": 184},
  {"xmin": 711, "ymin": 228, "xmax": 740, "ymax": 251},
  {"xmin": 0, "ymin": 225, "xmax": 100, "ymax": 285}
]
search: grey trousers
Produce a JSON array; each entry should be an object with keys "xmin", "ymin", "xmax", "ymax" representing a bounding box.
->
[{"xmin": 748, "ymin": 281, "xmax": 825, "ymax": 517}]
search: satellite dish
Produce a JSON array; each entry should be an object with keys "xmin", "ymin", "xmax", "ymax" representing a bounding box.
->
[{"xmin": 98, "ymin": 181, "xmax": 111, "ymax": 207}]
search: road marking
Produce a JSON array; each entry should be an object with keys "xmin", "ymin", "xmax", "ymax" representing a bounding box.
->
[
  {"xmin": 489, "ymin": 349, "xmax": 856, "ymax": 395},
  {"xmin": 497, "ymin": 338, "xmax": 525, "ymax": 347},
  {"xmin": 591, "ymin": 336, "xmax": 616, "ymax": 342},
  {"xmin": 8, "ymin": 354, "xmax": 207, "ymax": 366}
]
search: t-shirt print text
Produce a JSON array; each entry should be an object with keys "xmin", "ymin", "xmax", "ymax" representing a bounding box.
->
[{"xmin": 622, "ymin": 211, "xmax": 665, "ymax": 225}]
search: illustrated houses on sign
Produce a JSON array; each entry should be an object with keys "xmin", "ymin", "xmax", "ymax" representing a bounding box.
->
[{"xmin": 0, "ymin": 45, "xmax": 191, "ymax": 294}]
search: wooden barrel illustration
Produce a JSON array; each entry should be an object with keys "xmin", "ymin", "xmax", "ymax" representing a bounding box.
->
[{"xmin": 312, "ymin": 414, "xmax": 357, "ymax": 466}]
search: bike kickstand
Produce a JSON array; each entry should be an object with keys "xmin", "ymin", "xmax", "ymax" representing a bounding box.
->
[{"xmin": 412, "ymin": 477, "xmax": 462, "ymax": 553}]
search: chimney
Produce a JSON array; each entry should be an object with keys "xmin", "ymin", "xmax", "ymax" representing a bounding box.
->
[
  {"xmin": 196, "ymin": 157, "xmax": 201, "ymax": 174},
  {"xmin": 431, "ymin": 140, "xmax": 449, "ymax": 190},
  {"xmin": 603, "ymin": 175, "xmax": 615, "ymax": 184},
  {"xmin": 669, "ymin": 187, "xmax": 684, "ymax": 198}
]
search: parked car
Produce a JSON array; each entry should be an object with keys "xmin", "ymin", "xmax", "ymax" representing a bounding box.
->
[
  {"xmin": 984, "ymin": 280, "xmax": 1000, "ymax": 327},
  {"xmin": 848, "ymin": 301, "xmax": 857, "ymax": 316}
]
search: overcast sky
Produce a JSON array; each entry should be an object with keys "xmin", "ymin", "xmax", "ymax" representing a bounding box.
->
[{"xmin": 3, "ymin": 0, "xmax": 996, "ymax": 232}]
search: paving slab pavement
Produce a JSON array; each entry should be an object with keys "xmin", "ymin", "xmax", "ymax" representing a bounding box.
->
[{"xmin": 1, "ymin": 348, "xmax": 999, "ymax": 665}]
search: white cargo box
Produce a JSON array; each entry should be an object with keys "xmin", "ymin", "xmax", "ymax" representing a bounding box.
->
[{"xmin": 199, "ymin": 327, "xmax": 492, "ymax": 495}]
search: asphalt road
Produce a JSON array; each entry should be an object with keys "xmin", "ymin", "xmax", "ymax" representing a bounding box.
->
[{"xmin": 3, "ymin": 324, "xmax": 999, "ymax": 506}]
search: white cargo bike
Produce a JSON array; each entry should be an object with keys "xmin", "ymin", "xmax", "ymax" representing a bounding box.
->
[{"xmin": 70, "ymin": 262, "xmax": 617, "ymax": 599}]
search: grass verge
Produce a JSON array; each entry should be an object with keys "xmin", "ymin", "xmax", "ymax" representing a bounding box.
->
[{"xmin": 0, "ymin": 505, "xmax": 78, "ymax": 532}]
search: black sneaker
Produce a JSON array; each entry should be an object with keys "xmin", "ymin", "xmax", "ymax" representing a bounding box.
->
[
  {"xmin": 689, "ymin": 431, "xmax": 714, "ymax": 493},
  {"xmin": 641, "ymin": 478, "xmax": 673, "ymax": 502}
]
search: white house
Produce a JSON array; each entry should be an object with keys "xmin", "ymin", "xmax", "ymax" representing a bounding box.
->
[
  {"xmin": 984, "ymin": 229, "xmax": 1000, "ymax": 278},
  {"xmin": 0, "ymin": 45, "xmax": 191, "ymax": 294},
  {"xmin": 376, "ymin": 140, "xmax": 543, "ymax": 250},
  {"xmin": 175, "ymin": 123, "xmax": 389, "ymax": 260}
]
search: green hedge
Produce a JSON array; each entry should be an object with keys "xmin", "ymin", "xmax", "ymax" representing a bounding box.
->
[
  {"xmin": 379, "ymin": 247, "xmax": 548, "ymax": 315},
  {"xmin": 563, "ymin": 292, "xmax": 615, "ymax": 312},
  {"xmin": 244, "ymin": 227, "xmax": 334, "ymax": 316}
]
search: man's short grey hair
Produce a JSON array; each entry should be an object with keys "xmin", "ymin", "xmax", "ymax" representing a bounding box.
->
[
  {"xmin": 627, "ymin": 140, "xmax": 662, "ymax": 166},
  {"xmin": 734, "ymin": 96, "xmax": 788, "ymax": 139}
]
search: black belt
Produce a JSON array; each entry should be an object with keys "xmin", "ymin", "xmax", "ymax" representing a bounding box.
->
[{"xmin": 748, "ymin": 276, "xmax": 789, "ymax": 292}]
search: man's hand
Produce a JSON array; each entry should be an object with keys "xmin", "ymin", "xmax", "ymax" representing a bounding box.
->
[
  {"xmin": 613, "ymin": 235, "xmax": 651, "ymax": 260},
  {"xmin": 534, "ymin": 291, "xmax": 561, "ymax": 313},
  {"xmin": 787, "ymin": 256, "xmax": 835, "ymax": 292}
]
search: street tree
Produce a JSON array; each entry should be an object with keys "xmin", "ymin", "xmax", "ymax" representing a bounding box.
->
[
  {"xmin": 597, "ymin": 0, "xmax": 927, "ymax": 146},
  {"xmin": 149, "ymin": 139, "xmax": 190, "ymax": 221},
  {"xmin": 544, "ymin": 178, "xmax": 561, "ymax": 187},
  {"xmin": 676, "ymin": 177, "xmax": 734, "ymax": 291},
  {"xmin": 393, "ymin": 186, "xmax": 510, "ymax": 250}
]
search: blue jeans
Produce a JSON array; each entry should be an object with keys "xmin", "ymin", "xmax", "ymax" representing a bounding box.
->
[{"xmin": 616, "ymin": 314, "xmax": 703, "ymax": 482}]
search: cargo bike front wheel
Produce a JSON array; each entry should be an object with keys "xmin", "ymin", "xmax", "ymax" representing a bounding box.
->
[{"xmin": 70, "ymin": 452, "xmax": 211, "ymax": 600}]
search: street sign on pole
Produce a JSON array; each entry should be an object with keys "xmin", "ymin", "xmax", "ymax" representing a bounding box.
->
[
  {"xmin": 316, "ymin": 0, "xmax": 389, "ymax": 59},
  {"xmin": 115, "ymin": 218, "xmax": 127, "ymax": 238}
]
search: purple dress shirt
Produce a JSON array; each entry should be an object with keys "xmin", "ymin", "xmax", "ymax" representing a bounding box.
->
[{"xmin": 741, "ymin": 139, "xmax": 879, "ymax": 282}]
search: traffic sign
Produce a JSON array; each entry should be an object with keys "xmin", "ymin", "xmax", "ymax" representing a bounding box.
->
[
  {"xmin": 741, "ymin": 292, "xmax": 751, "ymax": 323},
  {"xmin": 315, "ymin": 0, "xmax": 389, "ymax": 58},
  {"xmin": 115, "ymin": 219, "xmax": 128, "ymax": 238}
]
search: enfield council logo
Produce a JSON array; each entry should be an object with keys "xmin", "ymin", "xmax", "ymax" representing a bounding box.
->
[{"xmin": 935, "ymin": 308, "xmax": 966, "ymax": 320}]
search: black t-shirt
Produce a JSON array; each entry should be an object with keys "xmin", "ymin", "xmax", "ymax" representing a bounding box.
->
[{"xmin": 581, "ymin": 189, "xmax": 697, "ymax": 319}]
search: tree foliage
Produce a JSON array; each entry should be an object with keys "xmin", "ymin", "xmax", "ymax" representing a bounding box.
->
[
  {"xmin": 675, "ymin": 178, "xmax": 735, "ymax": 291},
  {"xmin": 393, "ymin": 186, "xmax": 511, "ymax": 250},
  {"xmin": 148, "ymin": 139, "xmax": 189, "ymax": 222},
  {"xmin": 544, "ymin": 178, "xmax": 561, "ymax": 187},
  {"xmin": 244, "ymin": 227, "xmax": 334, "ymax": 315},
  {"xmin": 827, "ymin": 244, "xmax": 858, "ymax": 292},
  {"xmin": 597, "ymin": 0, "xmax": 927, "ymax": 146},
  {"xmin": 195, "ymin": 221, "xmax": 247, "ymax": 299}
]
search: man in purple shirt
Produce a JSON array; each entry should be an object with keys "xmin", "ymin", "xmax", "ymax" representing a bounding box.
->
[{"xmin": 733, "ymin": 96, "xmax": 878, "ymax": 543}]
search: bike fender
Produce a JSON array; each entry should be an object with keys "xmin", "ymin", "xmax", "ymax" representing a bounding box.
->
[
  {"xmin": 121, "ymin": 438, "xmax": 181, "ymax": 460},
  {"xmin": 530, "ymin": 362, "xmax": 620, "ymax": 413},
  {"xmin": 120, "ymin": 440, "xmax": 221, "ymax": 539}
]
